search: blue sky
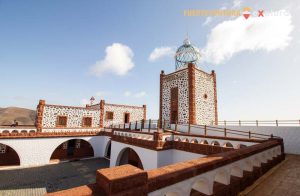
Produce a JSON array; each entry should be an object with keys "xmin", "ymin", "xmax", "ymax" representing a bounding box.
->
[{"xmin": 0, "ymin": 0, "xmax": 299, "ymax": 120}]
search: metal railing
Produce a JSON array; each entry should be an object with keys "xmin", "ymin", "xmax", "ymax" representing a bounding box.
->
[
  {"xmin": 213, "ymin": 120, "xmax": 300, "ymax": 127},
  {"xmin": 108, "ymin": 119, "xmax": 277, "ymax": 140}
]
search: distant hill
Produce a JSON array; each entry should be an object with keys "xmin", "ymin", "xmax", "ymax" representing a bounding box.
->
[{"xmin": 0, "ymin": 107, "xmax": 36, "ymax": 125}]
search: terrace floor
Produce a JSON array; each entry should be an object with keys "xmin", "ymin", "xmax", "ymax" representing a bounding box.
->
[
  {"xmin": 243, "ymin": 154, "xmax": 300, "ymax": 196},
  {"xmin": 0, "ymin": 158, "xmax": 109, "ymax": 196}
]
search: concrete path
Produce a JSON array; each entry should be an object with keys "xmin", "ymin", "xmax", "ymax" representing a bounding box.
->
[
  {"xmin": 244, "ymin": 154, "xmax": 300, "ymax": 196},
  {"xmin": 0, "ymin": 158, "xmax": 109, "ymax": 196}
]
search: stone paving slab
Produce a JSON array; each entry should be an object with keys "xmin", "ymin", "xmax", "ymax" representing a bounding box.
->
[
  {"xmin": 245, "ymin": 154, "xmax": 300, "ymax": 196},
  {"xmin": 0, "ymin": 158, "xmax": 109, "ymax": 196}
]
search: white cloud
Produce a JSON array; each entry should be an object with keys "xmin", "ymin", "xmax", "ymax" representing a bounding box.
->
[
  {"xmin": 134, "ymin": 91, "xmax": 147, "ymax": 98},
  {"xmin": 232, "ymin": 0, "xmax": 242, "ymax": 8},
  {"xmin": 123, "ymin": 91, "xmax": 132, "ymax": 97},
  {"xmin": 202, "ymin": 17, "xmax": 212, "ymax": 26},
  {"xmin": 80, "ymin": 98, "xmax": 90, "ymax": 106},
  {"xmin": 89, "ymin": 43, "xmax": 134, "ymax": 76},
  {"xmin": 203, "ymin": 11, "xmax": 294, "ymax": 64},
  {"xmin": 148, "ymin": 47, "xmax": 175, "ymax": 62}
]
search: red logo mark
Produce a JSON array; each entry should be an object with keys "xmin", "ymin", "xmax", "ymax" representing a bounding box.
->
[{"xmin": 258, "ymin": 10, "xmax": 264, "ymax": 17}]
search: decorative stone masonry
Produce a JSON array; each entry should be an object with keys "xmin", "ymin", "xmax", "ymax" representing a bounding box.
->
[
  {"xmin": 100, "ymin": 100, "xmax": 105, "ymax": 128},
  {"xmin": 143, "ymin": 105, "xmax": 147, "ymax": 120},
  {"xmin": 188, "ymin": 63, "xmax": 196, "ymax": 124},
  {"xmin": 96, "ymin": 164, "xmax": 148, "ymax": 196},
  {"xmin": 212, "ymin": 70, "xmax": 218, "ymax": 125},
  {"xmin": 36, "ymin": 100, "xmax": 45, "ymax": 132},
  {"xmin": 159, "ymin": 70, "xmax": 165, "ymax": 128}
]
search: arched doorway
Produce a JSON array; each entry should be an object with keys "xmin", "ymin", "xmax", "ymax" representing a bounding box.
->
[
  {"xmin": 116, "ymin": 147, "xmax": 143, "ymax": 169},
  {"xmin": 0, "ymin": 143, "xmax": 20, "ymax": 166},
  {"xmin": 104, "ymin": 140, "xmax": 111, "ymax": 159},
  {"xmin": 50, "ymin": 139, "xmax": 94, "ymax": 162}
]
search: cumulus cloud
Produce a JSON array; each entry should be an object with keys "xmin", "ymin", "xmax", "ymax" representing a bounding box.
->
[
  {"xmin": 123, "ymin": 91, "xmax": 147, "ymax": 98},
  {"xmin": 202, "ymin": 11, "xmax": 294, "ymax": 64},
  {"xmin": 134, "ymin": 91, "xmax": 147, "ymax": 98},
  {"xmin": 123, "ymin": 91, "xmax": 132, "ymax": 97},
  {"xmin": 148, "ymin": 47, "xmax": 175, "ymax": 62},
  {"xmin": 89, "ymin": 43, "xmax": 134, "ymax": 76},
  {"xmin": 80, "ymin": 98, "xmax": 90, "ymax": 106}
]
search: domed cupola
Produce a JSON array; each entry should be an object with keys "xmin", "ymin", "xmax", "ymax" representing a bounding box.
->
[{"xmin": 174, "ymin": 38, "xmax": 201, "ymax": 70}]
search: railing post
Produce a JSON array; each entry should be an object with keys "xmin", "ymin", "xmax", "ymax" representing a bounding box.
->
[
  {"xmin": 256, "ymin": 120, "xmax": 258, "ymax": 127},
  {"xmin": 123, "ymin": 123, "xmax": 125, "ymax": 130},
  {"xmin": 175, "ymin": 121, "xmax": 178, "ymax": 132},
  {"xmin": 129, "ymin": 122, "xmax": 131, "ymax": 130},
  {"xmin": 135, "ymin": 121, "xmax": 138, "ymax": 130},
  {"xmin": 276, "ymin": 120, "xmax": 278, "ymax": 127},
  {"xmin": 224, "ymin": 128, "xmax": 227, "ymax": 137},
  {"xmin": 141, "ymin": 119, "xmax": 144, "ymax": 130},
  {"xmin": 204, "ymin": 125, "xmax": 207, "ymax": 135},
  {"xmin": 239, "ymin": 120, "xmax": 241, "ymax": 126},
  {"xmin": 248, "ymin": 131, "xmax": 251, "ymax": 139},
  {"xmin": 148, "ymin": 119, "xmax": 151, "ymax": 133},
  {"xmin": 188, "ymin": 123, "xmax": 191, "ymax": 134},
  {"xmin": 163, "ymin": 119, "xmax": 166, "ymax": 132},
  {"xmin": 271, "ymin": 134, "xmax": 273, "ymax": 138},
  {"xmin": 224, "ymin": 120, "xmax": 226, "ymax": 127},
  {"xmin": 157, "ymin": 119, "xmax": 160, "ymax": 132}
]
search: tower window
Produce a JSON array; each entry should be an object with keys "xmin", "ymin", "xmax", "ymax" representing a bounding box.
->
[
  {"xmin": 56, "ymin": 116, "xmax": 67, "ymax": 127},
  {"xmin": 82, "ymin": 117, "xmax": 92, "ymax": 127},
  {"xmin": 203, "ymin": 94, "xmax": 208, "ymax": 99},
  {"xmin": 106, "ymin": 111, "xmax": 114, "ymax": 120}
]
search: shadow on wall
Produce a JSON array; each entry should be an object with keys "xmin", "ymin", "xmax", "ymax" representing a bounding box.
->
[
  {"xmin": 0, "ymin": 143, "xmax": 20, "ymax": 166},
  {"xmin": 116, "ymin": 147, "xmax": 144, "ymax": 169},
  {"xmin": 50, "ymin": 139, "xmax": 94, "ymax": 162}
]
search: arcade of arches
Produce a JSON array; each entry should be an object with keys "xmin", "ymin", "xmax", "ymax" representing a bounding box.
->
[
  {"xmin": 117, "ymin": 147, "xmax": 143, "ymax": 169},
  {"xmin": 0, "ymin": 143, "xmax": 20, "ymax": 166},
  {"xmin": 50, "ymin": 139, "xmax": 94, "ymax": 161}
]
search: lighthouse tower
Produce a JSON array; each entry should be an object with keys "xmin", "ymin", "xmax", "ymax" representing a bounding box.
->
[{"xmin": 159, "ymin": 38, "xmax": 218, "ymax": 125}]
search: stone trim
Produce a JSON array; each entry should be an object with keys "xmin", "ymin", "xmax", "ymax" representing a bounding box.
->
[
  {"xmin": 105, "ymin": 103, "xmax": 144, "ymax": 109},
  {"xmin": 159, "ymin": 70, "xmax": 165, "ymax": 128},
  {"xmin": 45, "ymin": 104, "xmax": 99, "ymax": 111},
  {"xmin": 0, "ymin": 131, "xmax": 112, "ymax": 139},
  {"xmin": 212, "ymin": 70, "xmax": 218, "ymax": 125},
  {"xmin": 36, "ymin": 100, "xmax": 45, "ymax": 132},
  {"xmin": 100, "ymin": 100, "xmax": 105, "ymax": 128},
  {"xmin": 143, "ymin": 105, "xmax": 147, "ymax": 120},
  {"xmin": 188, "ymin": 63, "xmax": 196, "ymax": 124}
]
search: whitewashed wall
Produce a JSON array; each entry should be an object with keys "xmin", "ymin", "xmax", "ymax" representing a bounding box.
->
[
  {"xmin": 42, "ymin": 105, "xmax": 100, "ymax": 128},
  {"xmin": 104, "ymin": 105, "xmax": 144, "ymax": 127},
  {"xmin": 110, "ymin": 141, "xmax": 204, "ymax": 170},
  {"xmin": 0, "ymin": 136, "xmax": 110, "ymax": 167},
  {"xmin": 217, "ymin": 126, "xmax": 300, "ymax": 155}
]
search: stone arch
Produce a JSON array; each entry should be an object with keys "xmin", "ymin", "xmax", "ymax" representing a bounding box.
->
[
  {"xmin": 2, "ymin": 130, "xmax": 9, "ymax": 134},
  {"xmin": 214, "ymin": 169, "xmax": 230, "ymax": 185},
  {"xmin": 190, "ymin": 139, "xmax": 198, "ymax": 144},
  {"xmin": 200, "ymin": 140, "xmax": 209, "ymax": 145},
  {"xmin": 211, "ymin": 141, "xmax": 220, "ymax": 146},
  {"xmin": 116, "ymin": 147, "xmax": 143, "ymax": 169},
  {"xmin": 50, "ymin": 139, "xmax": 94, "ymax": 162},
  {"xmin": 223, "ymin": 142, "xmax": 233, "ymax": 148},
  {"xmin": 230, "ymin": 165, "xmax": 243, "ymax": 178},
  {"xmin": 191, "ymin": 177, "xmax": 212, "ymax": 195},
  {"xmin": 174, "ymin": 137, "xmax": 181, "ymax": 142},
  {"xmin": 12, "ymin": 130, "xmax": 18, "ymax": 134},
  {"xmin": 0, "ymin": 143, "xmax": 20, "ymax": 166},
  {"xmin": 182, "ymin": 138, "xmax": 189, "ymax": 142},
  {"xmin": 236, "ymin": 144, "xmax": 247, "ymax": 149},
  {"xmin": 104, "ymin": 140, "xmax": 111, "ymax": 159}
]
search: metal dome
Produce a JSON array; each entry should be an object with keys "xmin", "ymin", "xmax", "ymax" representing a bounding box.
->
[{"xmin": 175, "ymin": 38, "xmax": 201, "ymax": 70}]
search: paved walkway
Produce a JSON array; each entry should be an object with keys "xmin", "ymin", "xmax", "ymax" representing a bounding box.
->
[
  {"xmin": 0, "ymin": 158, "xmax": 109, "ymax": 196},
  {"xmin": 244, "ymin": 154, "xmax": 300, "ymax": 196}
]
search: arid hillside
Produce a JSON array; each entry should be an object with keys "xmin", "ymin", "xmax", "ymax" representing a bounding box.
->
[{"xmin": 0, "ymin": 107, "xmax": 36, "ymax": 125}]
